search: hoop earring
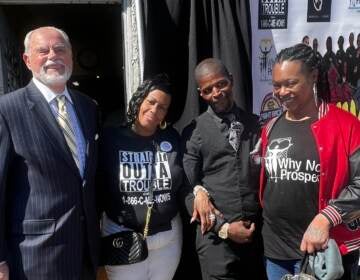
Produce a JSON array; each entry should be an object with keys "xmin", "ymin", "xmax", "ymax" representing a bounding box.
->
[
  {"xmin": 313, "ymin": 83, "xmax": 318, "ymax": 107},
  {"xmin": 159, "ymin": 120, "xmax": 167, "ymax": 130}
]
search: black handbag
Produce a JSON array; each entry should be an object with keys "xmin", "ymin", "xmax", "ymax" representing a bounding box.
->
[
  {"xmin": 100, "ymin": 231, "xmax": 148, "ymax": 265},
  {"xmin": 100, "ymin": 140, "xmax": 158, "ymax": 266}
]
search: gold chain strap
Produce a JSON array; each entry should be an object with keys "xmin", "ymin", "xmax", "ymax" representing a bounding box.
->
[
  {"xmin": 142, "ymin": 141, "xmax": 158, "ymax": 240},
  {"xmin": 143, "ymin": 204, "xmax": 153, "ymax": 239}
]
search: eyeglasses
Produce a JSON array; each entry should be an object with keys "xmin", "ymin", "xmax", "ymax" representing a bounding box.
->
[{"xmin": 198, "ymin": 78, "xmax": 231, "ymax": 95}]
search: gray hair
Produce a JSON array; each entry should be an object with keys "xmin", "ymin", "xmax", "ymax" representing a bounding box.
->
[{"xmin": 24, "ymin": 26, "xmax": 71, "ymax": 54}]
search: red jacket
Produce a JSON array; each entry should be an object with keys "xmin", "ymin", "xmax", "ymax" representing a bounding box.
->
[{"xmin": 259, "ymin": 103, "xmax": 360, "ymax": 255}]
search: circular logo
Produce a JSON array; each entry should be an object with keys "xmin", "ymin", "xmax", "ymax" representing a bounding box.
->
[
  {"xmin": 112, "ymin": 238, "xmax": 124, "ymax": 248},
  {"xmin": 160, "ymin": 141, "xmax": 172, "ymax": 152},
  {"xmin": 259, "ymin": 92, "xmax": 283, "ymax": 125}
]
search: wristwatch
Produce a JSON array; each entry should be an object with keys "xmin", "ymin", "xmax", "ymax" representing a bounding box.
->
[{"xmin": 218, "ymin": 222, "xmax": 230, "ymax": 239}]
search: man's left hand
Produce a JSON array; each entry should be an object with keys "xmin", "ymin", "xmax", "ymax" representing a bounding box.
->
[
  {"xmin": 300, "ymin": 213, "xmax": 331, "ymax": 253},
  {"xmin": 227, "ymin": 220, "xmax": 255, "ymax": 244}
]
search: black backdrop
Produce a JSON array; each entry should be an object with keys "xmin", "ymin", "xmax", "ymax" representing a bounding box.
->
[
  {"xmin": 140, "ymin": 1, "xmax": 253, "ymax": 278},
  {"xmin": 141, "ymin": 0, "xmax": 252, "ymax": 132}
]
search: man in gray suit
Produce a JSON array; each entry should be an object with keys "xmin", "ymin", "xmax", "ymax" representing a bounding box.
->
[{"xmin": 0, "ymin": 26, "xmax": 99, "ymax": 280}]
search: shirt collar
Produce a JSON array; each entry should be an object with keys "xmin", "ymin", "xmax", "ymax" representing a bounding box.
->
[
  {"xmin": 207, "ymin": 104, "xmax": 238, "ymax": 123},
  {"xmin": 32, "ymin": 77, "xmax": 73, "ymax": 104}
]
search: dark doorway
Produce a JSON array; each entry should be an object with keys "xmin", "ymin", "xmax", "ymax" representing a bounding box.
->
[{"xmin": 1, "ymin": 4, "xmax": 125, "ymax": 124}]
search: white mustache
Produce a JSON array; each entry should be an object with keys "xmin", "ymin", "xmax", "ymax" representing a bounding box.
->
[{"xmin": 43, "ymin": 60, "xmax": 65, "ymax": 68}]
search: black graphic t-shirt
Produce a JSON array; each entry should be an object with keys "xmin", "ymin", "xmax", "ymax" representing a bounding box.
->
[
  {"xmin": 262, "ymin": 115, "xmax": 320, "ymax": 260},
  {"xmin": 98, "ymin": 126, "xmax": 185, "ymax": 235}
]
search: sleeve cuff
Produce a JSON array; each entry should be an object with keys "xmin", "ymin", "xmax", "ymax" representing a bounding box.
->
[
  {"xmin": 321, "ymin": 205, "xmax": 343, "ymax": 226},
  {"xmin": 0, "ymin": 261, "xmax": 5, "ymax": 265}
]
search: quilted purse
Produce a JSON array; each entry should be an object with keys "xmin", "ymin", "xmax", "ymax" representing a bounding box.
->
[
  {"xmin": 100, "ymin": 140, "xmax": 158, "ymax": 266},
  {"xmin": 100, "ymin": 231, "xmax": 148, "ymax": 265}
]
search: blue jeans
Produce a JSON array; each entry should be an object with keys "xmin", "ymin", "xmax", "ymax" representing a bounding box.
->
[{"xmin": 265, "ymin": 257, "xmax": 301, "ymax": 280}]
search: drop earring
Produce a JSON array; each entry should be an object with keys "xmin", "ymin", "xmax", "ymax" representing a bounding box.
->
[{"xmin": 313, "ymin": 83, "xmax": 318, "ymax": 107}]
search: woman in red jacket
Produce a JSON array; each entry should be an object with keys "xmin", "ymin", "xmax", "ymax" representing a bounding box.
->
[{"xmin": 259, "ymin": 43, "xmax": 360, "ymax": 280}]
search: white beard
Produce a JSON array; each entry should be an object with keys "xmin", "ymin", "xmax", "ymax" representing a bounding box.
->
[{"xmin": 36, "ymin": 60, "xmax": 72, "ymax": 87}]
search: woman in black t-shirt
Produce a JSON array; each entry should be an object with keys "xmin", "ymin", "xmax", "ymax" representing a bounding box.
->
[
  {"xmin": 98, "ymin": 75, "xmax": 195, "ymax": 280},
  {"xmin": 260, "ymin": 44, "xmax": 360, "ymax": 280}
]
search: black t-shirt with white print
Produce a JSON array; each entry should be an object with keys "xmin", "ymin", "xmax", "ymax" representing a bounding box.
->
[
  {"xmin": 98, "ymin": 125, "xmax": 184, "ymax": 235},
  {"xmin": 262, "ymin": 115, "xmax": 320, "ymax": 260}
]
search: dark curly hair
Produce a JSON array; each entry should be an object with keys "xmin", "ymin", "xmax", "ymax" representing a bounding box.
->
[
  {"xmin": 126, "ymin": 74, "xmax": 172, "ymax": 127},
  {"xmin": 275, "ymin": 43, "xmax": 321, "ymax": 74}
]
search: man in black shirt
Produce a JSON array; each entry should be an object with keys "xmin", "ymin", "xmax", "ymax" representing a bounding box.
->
[
  {"xmin": 322, "ymin": 36, "xmax": 338, "ymax": 74},
  {"xmin": 312, "ymin": 38, "xmax": 322, "ymax": 62},
  {"xmin": 336, "ymin": 36, "xmax": 346, "ymax": 83},
  {"xmin": 346, "ymin": 32, "xmax": 357, "ymax": 87},
  {"xmin": 182, "ymin": 58, "xmax": 265, "ymax": 280}
]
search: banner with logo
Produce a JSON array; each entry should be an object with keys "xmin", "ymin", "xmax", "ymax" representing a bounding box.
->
[{"xmin": 250, "ymin": 0, "xmax": 360, "ymax": 124}]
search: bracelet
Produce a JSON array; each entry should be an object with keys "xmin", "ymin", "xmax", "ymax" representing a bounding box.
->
[{"xmin": 193, "ymin": 185, "xmax": 209, "ymax": 197}]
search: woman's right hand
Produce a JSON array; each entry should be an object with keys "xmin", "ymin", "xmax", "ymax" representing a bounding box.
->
[
  {"xmin": 300, "ymin": 213, "xmax": 330, "ymax": 253},
  {"xmin": 191, "ymin": 190, "xmax": 222, "ymax": 234}
]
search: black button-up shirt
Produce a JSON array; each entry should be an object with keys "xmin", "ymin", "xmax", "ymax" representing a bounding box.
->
[{"xmin": 182, "ymin": 105, "xmax": 261, "ymax": 222}]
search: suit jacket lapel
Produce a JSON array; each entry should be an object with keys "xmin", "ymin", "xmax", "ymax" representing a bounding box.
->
[{"xmin": 25, "ymin": 81, "xmax": 80, "ymax": 176}]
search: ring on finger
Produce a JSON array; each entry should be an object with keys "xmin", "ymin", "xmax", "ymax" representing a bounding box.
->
[{"xmin": 209, "ymin": 213, "xmax": 216, "ymax": 222}]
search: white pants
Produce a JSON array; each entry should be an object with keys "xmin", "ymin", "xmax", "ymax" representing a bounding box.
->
[{"xmin": 103, "ymin": 214, "xmax": 182, "ymax": 280}]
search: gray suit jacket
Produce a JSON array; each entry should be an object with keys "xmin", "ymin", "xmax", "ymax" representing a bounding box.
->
[{"xmin": 0, "ymin": 81, "xmax": 99, "ymax": 280}]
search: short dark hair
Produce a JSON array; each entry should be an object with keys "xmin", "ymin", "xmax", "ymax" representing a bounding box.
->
[
  {"xmin": 302, "ymin": 35, "xmax": 309, "ymax": 43},
  {"xmin": 194, "ymin": 58, "xmax": 230, "ymax": 85},
  {"xmin": 126, "ymin": 74, "xmax": 172, "ymax": 126},
  {"xmin": 275, "ymin": 43, "xmax": 320, "ymax": 74}
]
